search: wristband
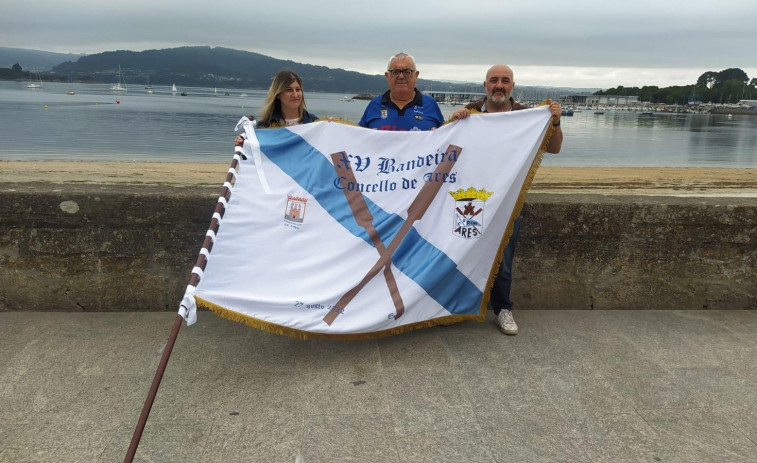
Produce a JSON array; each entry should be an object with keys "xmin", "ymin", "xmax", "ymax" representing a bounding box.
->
[{"xmin": 552, "ymin": 120, "xmax": 560, "ymax": 127}]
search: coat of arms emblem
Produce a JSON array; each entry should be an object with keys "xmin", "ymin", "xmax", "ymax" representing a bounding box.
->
[
  {"xmin": 284, "ymin": 195, "xmax": 308, "ymax": 229},
  {"xmin": 449, "ymin": 187, "xmax": 493, "ymax": 239}
]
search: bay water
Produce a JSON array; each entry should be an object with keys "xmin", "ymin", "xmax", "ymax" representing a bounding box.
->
[{"xmin": 1, "ymin": 81, "xmax": 755, "ymax": 168}]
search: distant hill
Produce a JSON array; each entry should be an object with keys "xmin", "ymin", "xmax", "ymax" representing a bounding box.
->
[
  {"xmin": 49, "ymin": 46, "xmax": 399, "ymax": 94},
  {"xmin": 44, "ymin": 46, "xmax": 593, "ymax": 96},
  {"xmin": 0, "ymin": 47, "xmax": 86, "ymax": 71}
]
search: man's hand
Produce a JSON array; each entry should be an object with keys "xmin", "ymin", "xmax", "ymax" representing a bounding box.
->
[
  {"xmin": 549, "ymin": 101, "xmax": 562, "ymax": 126},
  {"xmin": 450, "ymin": 108, "xmax": 470, "ymax": 120}
]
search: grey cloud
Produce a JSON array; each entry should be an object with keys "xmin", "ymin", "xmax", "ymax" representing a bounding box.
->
[{"xmin": 2, "ymin": 0, "xmax": 755, "ymax": 85}]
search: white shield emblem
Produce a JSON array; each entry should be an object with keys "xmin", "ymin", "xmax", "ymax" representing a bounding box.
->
[
  {"xmin": 449, "ymin": 187, "xmax": 493, "ymax": 239},
  {"xmin": 284, "ymin": 195, "xmax": 308, "ymax": 229}
]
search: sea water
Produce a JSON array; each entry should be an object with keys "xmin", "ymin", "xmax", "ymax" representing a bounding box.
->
[{"xmin": 1, "ymin": 81, "xmax": 755, "ymax": 167}]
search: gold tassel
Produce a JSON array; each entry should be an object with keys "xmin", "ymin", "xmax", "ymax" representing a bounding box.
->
[{"xmin": 197, "ymin": 297, "xmax": 485, "ymax": 341}]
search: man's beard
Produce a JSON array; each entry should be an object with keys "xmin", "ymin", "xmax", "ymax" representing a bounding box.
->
[{"xmin": 489, "ymin": 91, "xmax": 510, "ymax": 104}]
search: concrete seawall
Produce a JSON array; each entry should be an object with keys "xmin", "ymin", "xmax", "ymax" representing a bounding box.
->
[{"xmin": 1, "ymin": 183, "xmax": 755, "ymax": 312}]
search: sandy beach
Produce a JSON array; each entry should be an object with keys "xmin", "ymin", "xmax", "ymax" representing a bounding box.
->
[{"xmin": 1, "ymin": 161, "xmax": 755, "ymax": 196}]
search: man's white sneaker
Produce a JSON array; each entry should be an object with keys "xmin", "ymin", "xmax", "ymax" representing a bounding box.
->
[{"xmin": 495, "ymin": 310, "xmax": 518, "ymax": 335}]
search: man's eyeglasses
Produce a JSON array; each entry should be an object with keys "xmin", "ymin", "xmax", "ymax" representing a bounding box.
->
[{"xmin": 388, "ymin": 69, "xmax": 416, "ymax": 77}]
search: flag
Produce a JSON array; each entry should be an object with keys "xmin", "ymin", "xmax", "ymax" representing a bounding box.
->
[{"xmin": 179, "ymin": 107, "xmax": 554, "ymax": 339}]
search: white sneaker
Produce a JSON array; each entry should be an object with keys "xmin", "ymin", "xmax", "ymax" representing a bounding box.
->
[{"xmin": 495, "ymin": 310, "xmax": 518, "ymax": 335}]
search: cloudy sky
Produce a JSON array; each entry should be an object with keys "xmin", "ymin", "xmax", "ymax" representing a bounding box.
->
[{"xmin": 2, "ymin": 0, "xmax": 755, "ymax": 89}]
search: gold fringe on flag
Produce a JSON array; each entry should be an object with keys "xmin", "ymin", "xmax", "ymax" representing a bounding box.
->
[{"xmin": 197, "ymin": 297, "xmax": 484, "ymax": 341}]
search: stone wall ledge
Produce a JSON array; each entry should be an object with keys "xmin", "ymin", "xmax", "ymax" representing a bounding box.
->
[{"xmin": 1, "ymin": 184, "xmax": 755, "ymax": 312}]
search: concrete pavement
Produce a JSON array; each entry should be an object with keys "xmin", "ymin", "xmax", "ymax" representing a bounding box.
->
[{"xmin": 1, "ymin": 310, "xmax": 756, "ymax": 462}]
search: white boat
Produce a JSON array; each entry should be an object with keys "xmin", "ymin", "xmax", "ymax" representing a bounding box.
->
[
  {"xmin": 339, "ymin": 95, "xmax": 353, "ymax": 102},
  {"xmin": 26, "ymin": 71, "xmax": 42, "ymax": 89},
  {"xmin": 171, "ymin": 83, "xmax": 177, "ymax": 94},
  {"xmin": 110, "ymin": 65, "xmax": 127, "ymax": 91},
  {"xmin": 145, "ymin": 76, "xmax": 153, "ymax": 93}
]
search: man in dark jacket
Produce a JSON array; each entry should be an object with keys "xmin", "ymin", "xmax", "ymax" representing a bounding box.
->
[{"xmin": 451, "ymin": 64, "xmax": 563, "ymax": 335}]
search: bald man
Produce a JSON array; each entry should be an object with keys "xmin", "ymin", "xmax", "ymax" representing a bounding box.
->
[{"xmin": 451, "ymin": 64, "xmax": 563, "ymax": 335}]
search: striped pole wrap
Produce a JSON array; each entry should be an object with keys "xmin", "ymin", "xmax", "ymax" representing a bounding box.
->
[
  {"xmin": 188, "ymin": 150, "xmax": 241, "ymax": 288},
  {"xmin": 178, "ymin": 149, "xmax": 242, "ymax": 325}
]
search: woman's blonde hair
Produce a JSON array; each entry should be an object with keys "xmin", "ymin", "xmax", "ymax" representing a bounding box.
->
[{"xmin": 258, "ymin": 70, "xmax": 307, "ymax": 123}]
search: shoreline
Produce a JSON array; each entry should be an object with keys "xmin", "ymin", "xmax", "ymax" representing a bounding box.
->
[{"xmin": 1, "ymin": 160, "xmax": 755, "ymax": 196}]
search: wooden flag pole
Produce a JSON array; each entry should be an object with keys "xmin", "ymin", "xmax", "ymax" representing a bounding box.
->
[
  {"xmin": 123, "ymin": 144, "xmax": 243, "ymax": 462},
  {"xmin": 124, "ymin": 314, "xmax": 184, "ymax": 463}
]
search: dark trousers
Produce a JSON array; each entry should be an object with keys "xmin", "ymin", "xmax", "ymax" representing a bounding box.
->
[{"xmin": 489, "ymin": 216, "xmax": 521, "ymax": 315}]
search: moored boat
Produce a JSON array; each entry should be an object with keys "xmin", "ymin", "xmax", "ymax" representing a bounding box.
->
[
  {"xmin": 110, "ymin": 65, "xmax": 127, "ymax": 91},
  {"xmin": 26, "ymin": 71, "xmax": 43, "ymax": 89}
]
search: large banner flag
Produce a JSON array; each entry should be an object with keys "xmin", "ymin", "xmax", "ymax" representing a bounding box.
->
[{"xmin": 178, "ymin": 106, "xmax": 555, "ymax": 339}]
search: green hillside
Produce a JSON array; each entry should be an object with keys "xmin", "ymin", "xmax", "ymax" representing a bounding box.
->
[{"xmin": 50, "ymin": 46, "xmax": 405, "ymax": 93}]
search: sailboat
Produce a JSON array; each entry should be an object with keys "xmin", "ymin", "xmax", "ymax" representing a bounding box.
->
[
  {"xmin": 145, "ymin": 76, "xmax": 153, "ymax": 94},
  {"xmin": 171, "ymin": 83, "xmax": 177, "ymax": 95},
  {"xmin": 110, "ymin": 65, "xmax": 127, "ymax": 91},
  {"xmin": 26, "ymin": 71, "xmax": 42, "ymax": 89}
]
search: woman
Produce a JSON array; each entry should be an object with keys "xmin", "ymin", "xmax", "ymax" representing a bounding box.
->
[
  {"xmin": 235, "ymin": 70, "xmax": 318, "ymax": 146},
  {"xmin": 256, "ymin": 70, "xmax": 318, "ymax": 128}
]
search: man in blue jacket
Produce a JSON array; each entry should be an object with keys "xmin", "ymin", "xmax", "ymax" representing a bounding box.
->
[{"xmin": 359, "ymin": 52, "xmax": 444, "ymax": 131}]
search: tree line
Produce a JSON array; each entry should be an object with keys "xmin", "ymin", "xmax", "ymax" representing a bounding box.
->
[
  {"xmin": 594, "ymin": 68, "xmax": 756, "ymax": 105},
  {"xmin": 0, "ymin": 62, "xmax": 95, "ymax": 82}
]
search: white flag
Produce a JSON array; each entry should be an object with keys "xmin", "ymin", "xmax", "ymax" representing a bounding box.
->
[{"xmin": 182, "ymin": 107, "xmax": 554, "ymax": 339}]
